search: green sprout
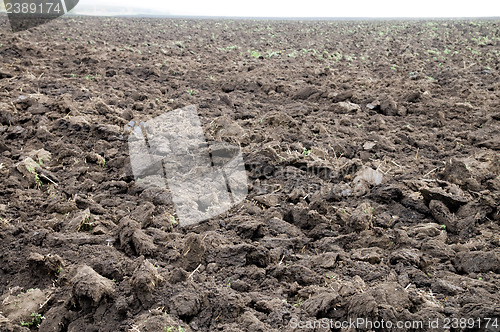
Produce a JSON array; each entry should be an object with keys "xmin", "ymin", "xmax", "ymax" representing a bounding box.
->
[
  {"xmin": 163, "ymin": 327, "xmax": 184, "ymax": 332},
  {"xmin": 26, "ymin": 165, "xmax": 42, "ymax": 189},
  {"xmin": 294, "ymin": 298, "xmax": 304, "ymax": 307},
  {"xmin": 187, "ymin": 89, "xmax": 196, "ymax": 96},
  {"xmin": 249, "ymin": 50, "xmax": 261, "ymax": 58},
  {"xmin": 170, "ymin": 215, "xmax": 178, "ymax": 226},
  {"xmin": 96, "ymin": 155, "xmax": 106, "ymax": 168},
  {"xmin": 79, "ymin": 213, "xmax": 93, "ymax": 232},
  {"xmin": 34, "ymin": 174, "xmax": 42, "ymax": 189},
  {"xmin": 20, "ymin": 312, "xmax": 44, "ymax": 327},
  {"xmin": 302, "ymin": 147, "xmax": 311, "ymax": 156}
]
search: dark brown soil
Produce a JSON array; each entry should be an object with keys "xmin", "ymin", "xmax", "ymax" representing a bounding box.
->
[{"xmin": 0, "ymin": 16, "xmax": 499, "ymax": 332}]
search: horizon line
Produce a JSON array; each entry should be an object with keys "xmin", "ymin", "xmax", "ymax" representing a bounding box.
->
[{"xmin": 67, "ymin": 13, "xmax": 500, "ymax": 20}]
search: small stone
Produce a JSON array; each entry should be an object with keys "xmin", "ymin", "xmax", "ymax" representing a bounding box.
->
[{"xmin": 335, "ymin": 101, "xmax": 361, "ymax": 113}]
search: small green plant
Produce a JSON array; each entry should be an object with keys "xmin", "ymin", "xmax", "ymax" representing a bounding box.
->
[
  {"xmin": 294, "ymin": 298, "xmax": 304, "ymax": 307},
  {"xmin": 187, "ymin": 89, "xmax": 196, "ymax": 96},
  {"xmin": 249, "ymin": 50, "xmax": 261, "ymax": 58},
  {"xmin": 218, "ymin": 45, "xmax": 240, "ymax": 52},
  {"xmin": 170, "ymin": 215, "xmax": 178, "ymax": 226},
  {"xmin": 302, "ymin": 147, "xmax": 311, "ymax": 156},
  {"xmin": 96, "ymin": 155, "xmax": 106, "ymax": 168},
  {"xmin": 26, "ymin": 165, "xmax": 36, "ymax": 174},
  {"xmin": 226, "ymin": 277, "xmax": 231, "ymax": 287},
  {"xmin": 163, "ymin": 327, "xmax": 185, "ymax": 332},
  {"xmin": 34, "ymin": 174, "xmax": 42, "ymax": 189},
  {"xmin": 26, "ymin": 165, "xmax": 42, "ymax": 189},
  {"xmin": 20, "ymin": 312, "xmax": 44, "ymax": 327},
  {"xmin": 440, "ymin": 224, "xmax": 447, "ymax": 231},
  {"xmin": 267, "ymin": 50, "xmax": 282, "ymax": 58},
  {"xmin": 79, "ymin": 213, "xmax": 93, "ymax": 232}
]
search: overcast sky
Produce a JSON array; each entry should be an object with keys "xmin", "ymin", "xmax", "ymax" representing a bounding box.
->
[{"xmin": 78, "ymin": 0, "xmax": 500, "ymax": 17}]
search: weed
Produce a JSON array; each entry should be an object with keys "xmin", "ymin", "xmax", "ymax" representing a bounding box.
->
[
  {"xmin": 302, "ymin": 147, "xmax": 311, "ymax": 156},
  {"xmin": 96, "ymin": 155, "xmax": 106, "ymax": 167},
  {"xmin": 294, "ymin": 298, "xmax": 304, "ymax": 307},
  {"xmin": 170, "ymin": 215, "xmax": 178, "ymax": 226},
  {"xmin": 79, "ymin": 213, "xmax": 93, "ymax": 232},
  {"xmin": 26, "ymin": 165, "xmax": 36, "ymax": 174},
  {"xmin": 26, "ymin": 165, "xmax": 42, "ymax": 189},
  {"xmin": 218, "ymin": 45, "xmax": 240, "ymax": 52},
  {"xmin": 34, "ymin": 174, "xmax": 42, "ymax": 189},
  {"xmin": 187, "ymin": 89, "xmax": 196, "ymax": 96},
  {"xmin": 440, "ymin": 224, "xmax": 447, "ymax": 231},
  {"xmin": 331, "ymin": 51, "xmax": 343, "ymax": 62},
  {"xmin": 249, "ymin": 50, "xmax": 261, "ymax": 58},
  {"xmin": 163, "ymin": 327, "xmax": 184, "ymax": 332},
  {"xmin": 20, "ymin": 312, "xmax": 44, "ymax": 327},
  {"xmin": 267, "ymin": 50, "xmax": 282, "ymax": 58}
]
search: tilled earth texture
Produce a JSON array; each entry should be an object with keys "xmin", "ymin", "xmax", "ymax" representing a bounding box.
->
[{"xmin": 0, "ymin": 17, "xmax": 500, "ymax": 332}]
